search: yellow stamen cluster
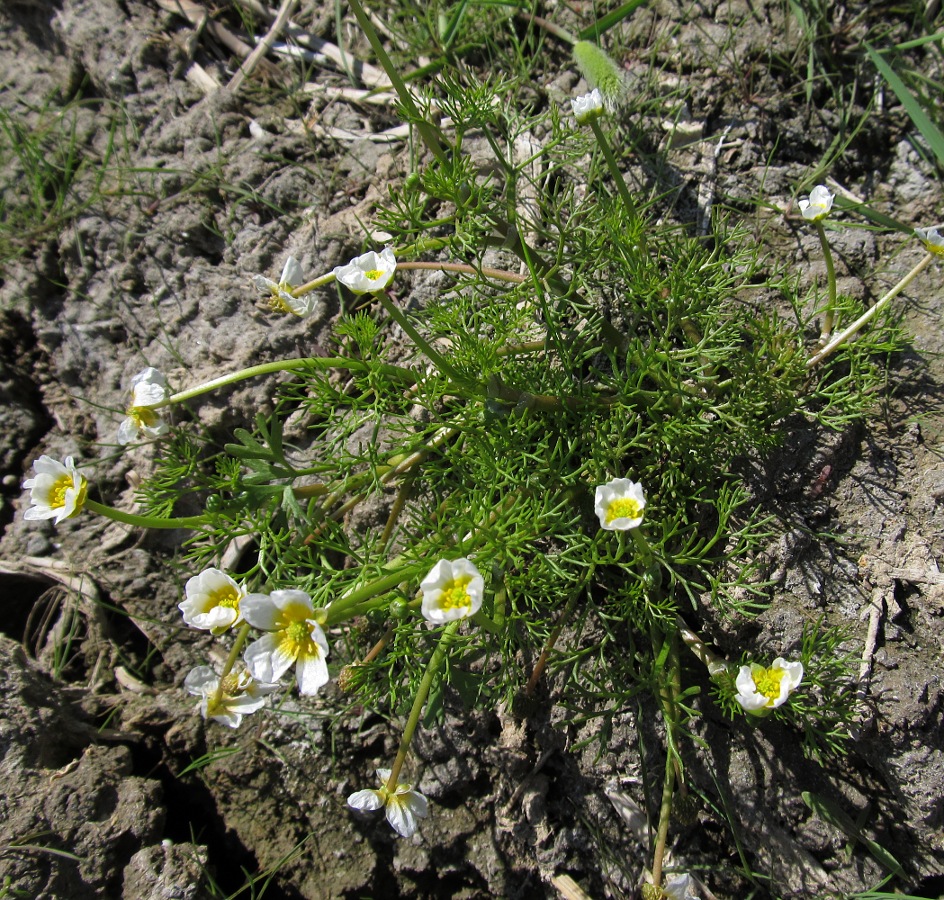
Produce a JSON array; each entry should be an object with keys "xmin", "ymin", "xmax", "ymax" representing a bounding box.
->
[
  {"xmin": 212, "ymin": 586, "xmax": 241, "ymax": 610},
  {"xmin": 753, "ymin": 666, "xmax": 785, "ymax": 700},
  {"xmin": 606, "ymin": 497, "xmax": 643, "ymax": 523},
  {"xmin": 438, "ymin": 576, "xmax": 473, "ymax": 610},
  {"xmin": 49, "ymin": 475, "xmax": 73, "ymax": 510},
  {"xmin": 364, "ymin": 269, "xmax": 383, "ymax": 280}
]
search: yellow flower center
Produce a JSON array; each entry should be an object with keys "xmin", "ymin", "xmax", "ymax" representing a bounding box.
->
[
  {"xmin": 220, "ymin": 672, "xmax": 244, "ymax": 695},
  {"xmin": 925, "ymin": 241, "xmax": 944, "ymax": 256},
  {"xmin": 605, "ymin": 497, "xmax": 643, "ymax": 523},
  {"xmin": 267, "ymin": 285, "xmax": 294, "ymax": 314},
  {"xmin": 49, "ymin": 474, "xmax": 73, "ymax": 509},
  {"xmin": 364, "ymin": 269, "xmax": 383, "ymax": 280},
  {"xmin": 128, "ymin": 406, "xmax": 161, "ymax": 428},
  {"xmin": 211, "ymin": 585, "xmax": 241, "ymax": 611},
  {"xmin": 438, "ymin": 576, "xmax": 473, "ymax": 610},
  {"xmin": 281, "ymin": 620, "xmax": 318, "ymax": 658},
  {"xmin": 753, "ymin": 666, "xmax": 785, "ymax": 701}
]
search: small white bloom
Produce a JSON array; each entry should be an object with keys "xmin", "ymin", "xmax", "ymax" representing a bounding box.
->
[
  {"xmin": 333, "ymin": 247, "xmax": 397, "ymax": 294},
  {"xmin": 242, "ymin": 589, "xmax": 330, "ymax": 695},
  {"xmin": 734, "ymin": 657, "xmax": 804, "ymax": 714},
  {"xmin": 594, "ymin": 478, "xmax": 646, "ymax": 530},
  {"xmin": 253, "ymin": 256, "xmax": 315, "ymax": 316},
  {"xmin": 184, "ymin": 665, "xmax": 278, "ymax": 728},
  {"xmin": 914, "ymin": 226, "xmax": 944, "ymax": 255},
  {"xmin": 797, "ymin": 184, "xmax": 834, "ymax": 222},
  {"xmin": 178, "ymin": 567, "xmax": 246, "ymax": 634},
  {"xmin": 117, "ymin": 368, "xmax": 169, "ymax": 445},
  {"xmin": 571, "ymin": 88, "xmax": 604, "ymax": 126},
  {"xmin": 420, "ymin": 558, "xmax": 484, "ymax": 624},
  {"xmin": 347, "ymin": 768, "xmax": 429, "ymax": 838},
  {"xmin": 664, "ymin": 873, "xmax": 697, "ymax": 900},
  {"xmin": 22, "ymin": 455, "xmax": 88, "ymax": 524}
]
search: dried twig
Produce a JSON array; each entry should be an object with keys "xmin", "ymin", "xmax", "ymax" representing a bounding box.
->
[{"xmin": 229, "ymin": 0, "xmax": 297, "ymax": 91}]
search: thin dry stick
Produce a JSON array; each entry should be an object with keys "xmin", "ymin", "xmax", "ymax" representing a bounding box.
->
[
  {"xmin": 228, "ymin": 0, "xmax": 297, "ymax": 91},
  {"xmin": 806, "ymin": 252, "xmax": 934, "ymax": 367}
]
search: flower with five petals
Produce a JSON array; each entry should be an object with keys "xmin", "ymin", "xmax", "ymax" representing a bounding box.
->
[
  {"xmin": 242, "ymin": 589, "xmax": 330, "ymax": 695},
  {"xmin": 734, "ymin": 657, "xmax": 804, "ymax": 714},
  {"xmin": 594, "ymin": 478, "xmax": 646, "ymax": 531},
  {"xmin": 347, "ymin": 768, "xmax": 429, "ymax": 837},
  {"xmin": 22, "ymin": 456, "xmax": 88, "ymax": 524},
  {"xmin": 420, "ymin": 558, "xmax": 484, "ymax": 624},
  {"xmin": 798, "ymin": 185, "xmax": 834, "ymax": 222},
  {"xmin": 117, "ymin": 368, "xmax": 169, "ymax": 445},
  {"xmin": 333, "ymin": 247, "xmax": 397, "ymax": 294},
  {"xmin": 253, "ymin": 256, "xmax": 315, "ymax": 317},
  {"xmin": 184, "ymin": 665, "xmax": 278, "ymax": 728},
  {"xmin": 178, "ymin": 567, "xmax": 246, "ymax": 634}
]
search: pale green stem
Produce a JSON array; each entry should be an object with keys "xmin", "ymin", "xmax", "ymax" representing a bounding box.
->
[
  {"xmin": 376, "ymin": 291, "xmax": 476, "ymax": 390},
  {"xmin": 652, "ymin": 634, "xmax": 679, "ymax": 888},
  {"xmin": 85, "ymin": 498, "xmax": 209, "ymax": 530},
  {"xmin": 676, "ymin": 616, "xmax": 727, "ymax": 677},
  {"xmin": 588, "ymin": 118, "xmax": 640, "ymax": 225},
  {"xmin": 210, "ymin": 622, "xmax": 252, "ymax": 712},
  {"xmin": 387, "ymin": 619, "xmax": 459, "ymax": 790},
  {"xmin": 807, "ymin": 252, "xmax": 935, "ymax": 368},
  {"xmin": 815, "ymin": 221, "xmax": 838, "ymax": 343},
  {"xmin": 159, "ymin": 357, "xmax": 416, "ymax": 408},
  {"xmin": 325, "ymin": 565, "xmax": 424, "ymax": 625},
  {"xmin": 291, "ymin": 271, "xmax": 337, "ymax": 297}
]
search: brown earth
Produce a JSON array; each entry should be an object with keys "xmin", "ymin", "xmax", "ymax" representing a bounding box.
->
[{"xmin": 1, "ymin": 0, "xmax": 942, "ymax": 898}]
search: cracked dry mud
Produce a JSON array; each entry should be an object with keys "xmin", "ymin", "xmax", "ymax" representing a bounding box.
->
[{"xmin": 1, "ymin": 0, "xmax": 943, "ymax": 898}]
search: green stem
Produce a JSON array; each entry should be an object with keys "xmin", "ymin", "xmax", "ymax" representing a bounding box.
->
[
  {"xmin": 815, "ymin": 221, "xmax": 838, "ymax": 343},
  {"xmin": 210, "ymin": 622, "xmax": 252, "ymax": 712},
  {"xmin": 588, "ymin": 118, "xmax": 640, "ymax": 226},
  {"xmin": 376, "ymin": 291, "xmax": 477, "ymax": 391},
  {"xmin": 387, "ymin": 620, "xmax": 459, "ymax": 789},
  {"xmin": 325, "ymin": 565, "xmax": 424, "ymax": 625},
  {"xmin": 161, "ymin": 357, "xmax": 417, "ymax": 407},
  {"xmin": 807, "ymin": 251, "xmax": 935, "ymax": 367},
  {"xmin": 291, "ymin": 271, "xmax": 336, "ymax": 297},
  {"xmin": 85, "ymin": 498, "xmax": 209, "ymax": 530},
  {"xmin": 650, "ymin": 629, "xmax": 680, "ymax": 889}
]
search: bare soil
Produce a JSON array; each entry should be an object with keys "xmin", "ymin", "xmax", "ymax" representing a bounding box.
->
[{"xmin": 1, "ymin": 1, "xmax": 942, "ymax": 898}]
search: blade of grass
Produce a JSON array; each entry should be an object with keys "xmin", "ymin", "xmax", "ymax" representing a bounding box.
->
[
  {"xmin": 865, "ymin": 42, "xmax": 944, "ymax": 167},
  {"xmin": 578, "ymin": 0, "xmax": 647, "ymax": 42}
]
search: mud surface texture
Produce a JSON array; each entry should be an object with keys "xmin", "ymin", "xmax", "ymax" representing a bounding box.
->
[{"xmin": 1, "ymin": 0, "xmax": 943, "ymax": 898}]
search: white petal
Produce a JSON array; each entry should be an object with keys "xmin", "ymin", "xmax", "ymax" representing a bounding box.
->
[
  {"xmin": 244, "ymin": 632, "xmax": 295, "ymax": 683},
  {"xmin": 117, "ymin": 417, "xmax": 139, "ymax": 444},
  {"xmin": 347, "ymin": 789, "xmax": 384, "ymax": 812},
  {"xmin": 295, "ymin": 649, "xmax": 330, "ymax": 696},
  {"xmin": 184, "ymin": 666, "xmax": 218, "ymax": 696},
  {"xmin": 269, "ymin": 589, "xmax": 315, "ymax": 620},
  {"xmin": 132, "ymin": 381, "xmax": 167, "ymax": 408},
  {"xmin": 280, "ymin": 256, "xmax": 304, "ymax": 287},
  {"xmin": 240, "ymin": 593, "xmax": 282, "ymax": 630}
]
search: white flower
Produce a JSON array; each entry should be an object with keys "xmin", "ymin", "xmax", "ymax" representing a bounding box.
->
[
  {"xmin": 241, "ymin": 589, "xmax": 330, "ymax": 695},
  {"xmin": 665, "ymin": 873, "xmax": 697, "ymax": 900},
  {"xmin": 178, "ymin": 567, "xmax": 246, "ymax": 634},
  {"xmin": 420, "ymin": 558, "xmax": 484, "ymax": 624},
  {"xmin": 734, "ymin": 657, "xmax": 804, "ymax": 714},
  {"xmin": 347, "ymin": 768, "xmax": 429, "ymax": 838},
  {"xmin": 117, "ymin": 368, "xmax": 169, "ymax": 444},
  {"xmin": 798, "ymin": 185, "xmax": 834, "ymax": 222},
  {"xmin": 594, "ymin": 478, "xmax": 646, "ymax": 530},
  {"xmin": 571, "ymin": 88, "xmax": 604, "ymax": 126},
  {"xmin": 914, "ymin": 226, "xmax": 944, "ymax": 255},
  {"xmin": 253, "ymin": 256, "xmax": 315, "ymax": 317},
  {"xmin": 22, "ymin": 455, "xmax": 88, "ymax": 524},
  {"xmin": 333, "ymin": 247, "xmax": 397, "ymax": 294},
  {"xmin": 184, "ymin": 665, "xmax": 278, "ymax": 728}
]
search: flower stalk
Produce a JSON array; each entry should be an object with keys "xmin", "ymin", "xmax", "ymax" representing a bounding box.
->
[
  {"xmin": 588, "ymin": 118, "xmax": 640, "ymax": 227},
  {"xmin": 210, "ymin": 622, "xmax": 252, "ymax": 713},
  {"xmin": 387, "ymin": 619, "xmax": 459, "ymax": 790},
  {"xmin": 84, "ymin": 498, "xmax": 209, "ymax": 530},
  {"xmin": 814, "ymin": 221, "xmax": 838, "ymax": 344}
]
